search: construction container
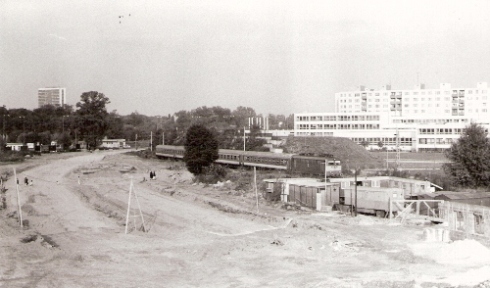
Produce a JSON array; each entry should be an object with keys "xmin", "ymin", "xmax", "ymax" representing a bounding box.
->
[{"xmin": 332, "ymin": 186, "xmax": 405, "ymax": 217}]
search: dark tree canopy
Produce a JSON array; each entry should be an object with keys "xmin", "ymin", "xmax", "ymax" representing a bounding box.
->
[
  {"xmin": 183, "ymin": 124, "xmax": 219, "ymax": 175},
  {"xmin": 75, "ymin": 91, "xmax": 110, "ymax": 150},
  {"xmin": 443, "ymin": 123, "xmax": 490, "ymax": 188}
]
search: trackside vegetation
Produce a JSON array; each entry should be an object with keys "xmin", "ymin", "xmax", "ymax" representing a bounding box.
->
[
  {"xmin": 443, "ymin": 122, "xmax": 490, "ymax": 189},
  {"xmin": 183, "ymin": 124, "xmax": 219, "ymax": 176}
]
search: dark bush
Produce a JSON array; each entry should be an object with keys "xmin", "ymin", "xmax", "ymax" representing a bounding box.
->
[{"xmin": 194, "ymin": 164, "xmax": 227, "ymax": 184}]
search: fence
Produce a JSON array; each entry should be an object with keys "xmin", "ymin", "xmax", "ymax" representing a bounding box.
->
[{"xmin": 389, "ymin": 199, "xmax": 445, "ymax": 223}]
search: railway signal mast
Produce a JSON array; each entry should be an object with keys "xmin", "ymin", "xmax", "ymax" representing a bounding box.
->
[{"xmin": 395, "ymin": 128, "xmax": 401, "ymax": 170}]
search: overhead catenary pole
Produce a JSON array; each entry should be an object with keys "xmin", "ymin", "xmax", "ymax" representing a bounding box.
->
[
  {"xmin": 13, "ymin": 168, "xmax": 23, "ymax": 228},
  {"xmin": 354, "ymin": 168, "xmax": 358, "ymax": 217},
  {"xmin": 386, "ymin": 147, "xmax": 389, "ymax": 171},
  {"xmin": 150, "ymin": 131, "xmax": 153, "ymax": 151},
  {"xmin": 243, "ymin": 127, "xmax": 246, "ymax": 152},
  {"xmin": 324, "ymin": 158, "xmax": 327, "ymax": 205}
]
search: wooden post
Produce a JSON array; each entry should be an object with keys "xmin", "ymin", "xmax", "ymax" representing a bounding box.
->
[
  {"xmin": 133, "ymin": 188, "xmax": 147, "ymax": 232},
  {"xmin": 350, "ymin": 187, "xmax": 353, "ymax": 217},
  {"xmin": 254, "ymin": 166, "xmax": 259, "ymax": 213},
  {"xmin": 125, "ymin": 178, "xmax": 133, "ymax": 234},
  {"xmin": 13, "ymin": 168, "xmax": 23, "ymax": 228},
  {"xmin": 389, "ymin": 197, "xmax": 392, "ymax": 220}
]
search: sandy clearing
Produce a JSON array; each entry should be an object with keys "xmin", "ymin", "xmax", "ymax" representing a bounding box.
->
[{"xmin": 1, "ymin": 151, "xmax": 490, "ymax": 287}]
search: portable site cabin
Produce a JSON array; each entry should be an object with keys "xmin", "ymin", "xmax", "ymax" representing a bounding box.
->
[
  {"xmin": 263, "ymin": 178, "xmax": 341, "ymax": 211},
  {"xmin": 332, "ymin": 186, "xmax": 405, "ymax": 217},
  {"xmin": 328, "ymin": 176, "xmax": 436, "ymax": 198}
]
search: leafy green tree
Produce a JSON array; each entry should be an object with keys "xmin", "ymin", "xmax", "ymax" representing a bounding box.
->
[
  {"xmin": 75, "ymin": 91, "xmax": 110, "ymax": 150},
  {"xmin": 105, "ymin": 110, "xmax": 125, "ymax": 139},
  {"xmin": 38, "ymin": 131, "xmax": 52, "ymax": 145},
  {"xmin": 183, "ymin": 124, "xmax": 219, "ymax": 175},
  {"xmin": 246, "ymin": 124, "xmax": 267, "ymax": 151},
  {"xmin": 443, "ymin": 123, "xmax": 490, "ymax": 188},
  {"xmin": 57, "ymin": 132, "xmax": 72, "ymax": 151},
  {"xmin": 232, "ymin": 106, "xmax": 256, "ymax": 128}
]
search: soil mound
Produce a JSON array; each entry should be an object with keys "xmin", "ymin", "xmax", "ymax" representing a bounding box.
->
[{"xmin": 283, "ymin": 136, "xmax": 383, "ymax": 168}]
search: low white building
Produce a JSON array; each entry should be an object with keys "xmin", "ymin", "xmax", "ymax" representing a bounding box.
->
[
  {"xmin": 100, "ymin": 139, "xmax": 127, "ymax": 149},
  {"xmin": 5, "ymin": 143, "xmax": 24, "ymax": 151}
]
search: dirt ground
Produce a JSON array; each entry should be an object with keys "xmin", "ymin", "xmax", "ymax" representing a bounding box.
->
[{"xmin": 1, "ymin": 151, "xmax": 490, "ymax": 288}]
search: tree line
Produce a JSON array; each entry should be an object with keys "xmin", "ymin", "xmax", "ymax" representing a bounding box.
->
[{"xmin": 0, "ymin": 91, "xmax": 293, "ymax": 151}]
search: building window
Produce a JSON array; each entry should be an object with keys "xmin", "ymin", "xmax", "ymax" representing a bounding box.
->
[{"xmin": 474, "ymin": 213, "xmax": 484, "ymax": 234}]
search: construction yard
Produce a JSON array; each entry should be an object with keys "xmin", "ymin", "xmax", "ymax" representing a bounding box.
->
[{"xmin": 1, "ymin": 150, "xmax": 490, "ymax": 288}]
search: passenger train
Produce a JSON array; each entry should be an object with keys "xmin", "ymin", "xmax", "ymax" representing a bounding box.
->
[{"xmin": 155, "ymin": 145, "xmax": 342, "ymax": 177}]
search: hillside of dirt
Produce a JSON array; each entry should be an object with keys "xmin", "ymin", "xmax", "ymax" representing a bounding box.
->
[
  {"xmin": 283, "ymin": 136, "xmax": 384, "ymax": 169},
  {"xmin": 1, "ymin": 150, "xmax": 489, "ymax": 288}
]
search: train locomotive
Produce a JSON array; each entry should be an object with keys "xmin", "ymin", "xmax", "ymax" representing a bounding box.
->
[{"xmin": 155, "ymin": 145, "xmax": 341, "ymax": 177}]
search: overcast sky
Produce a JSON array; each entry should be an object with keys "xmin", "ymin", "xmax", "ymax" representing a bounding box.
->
[{"xmin": 2, "ymin": 0, "xmax": 490, "ymax": 116}]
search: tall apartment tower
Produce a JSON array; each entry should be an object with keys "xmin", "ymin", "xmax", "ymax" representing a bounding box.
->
[{"xmin": 38, "ymin": 87, "xmax": 66, "ymax": 107}]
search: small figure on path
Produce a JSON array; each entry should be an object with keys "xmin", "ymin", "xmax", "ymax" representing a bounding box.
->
[
  {"xmin": 24, "ymin": 177, "xmax": 29, "ymax": 186},
  {"xmin": 149, "ymin": 171, "xmax": 154, "ymax": 180},
  {"xmin": 152, "ymin": 171, "xmax": 156, "ymax": 180}
]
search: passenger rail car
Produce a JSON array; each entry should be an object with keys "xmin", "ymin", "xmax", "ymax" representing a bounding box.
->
[
  {"xmin": 155, "ymin": 145, "xmax": 341, "ymax": 176},
  {"xmin": 155, "ymin": 145, "xmax": 185, "ymax": 159},
  {"xmin": 216, "ymin": 149, "xmax": 242, "ymax": 165}
]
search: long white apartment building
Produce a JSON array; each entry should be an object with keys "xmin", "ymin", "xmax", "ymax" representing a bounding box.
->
[{"xmin": 294, "ymin": 82, "xmax": 490, "ymax": 151}]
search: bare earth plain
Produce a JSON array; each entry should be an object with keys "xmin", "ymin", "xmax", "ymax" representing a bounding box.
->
[{"xmin": 1, "ymin": 151, "xmax": 490, "ymax": 288}]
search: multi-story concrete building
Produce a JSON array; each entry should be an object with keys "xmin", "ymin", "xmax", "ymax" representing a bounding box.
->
[
  {"xmin": 38, "ymin": 87, "xmax": 66, "ymax": 107},
  {"xmin": 294, "ymin": 83, "xmax": 490, "ymax": 151}
]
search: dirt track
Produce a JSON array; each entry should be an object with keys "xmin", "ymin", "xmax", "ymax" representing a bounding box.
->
[{"xmin": 1, "ymin": 151, "xmax": 490, "ymax": 288}]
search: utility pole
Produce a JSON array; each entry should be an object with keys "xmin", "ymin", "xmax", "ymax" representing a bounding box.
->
[
  {"xmin": 395, "ymin": 128, "xmax": 400, "ymax": 170},
  {"xmin": 243, "ymin": 127, "xmax": 246, "ymax": 151},
  {"xmin": 162, "ymin": 132, "xmax": 164, "ymax": 145},
  {"xmin": 354, "ymin": 168, "xmax": 358, "ymax": 217},
  {"xmin": 386, "ymin": 147, "xmax": 389, "ymax": 171},
  {"xmin": 19, "ymin": 116, "xmax": 25, "ymax": 145},
  {"xmin": 150, "ymin": 131, "xmax": 153, "ymax": 151}
]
